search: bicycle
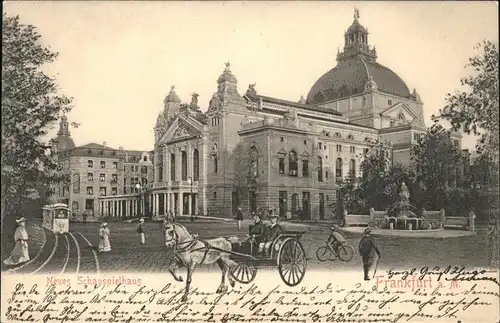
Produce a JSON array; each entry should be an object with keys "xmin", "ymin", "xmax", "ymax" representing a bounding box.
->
[{"xmin": 316, "ymin": 240, "xmax": 354, "ymax": 262}]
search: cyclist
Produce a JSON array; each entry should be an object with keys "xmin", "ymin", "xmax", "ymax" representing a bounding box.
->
[{"xmin": 327, "ymin": 225, "xmax": 346, "ymax": 252}]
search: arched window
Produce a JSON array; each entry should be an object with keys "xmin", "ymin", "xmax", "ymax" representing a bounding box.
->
[
  {"xmin": 181, "ymin": 151, "xmax": 187, "ymax": 180},
  {"xmin": 72, "ymin": 201, "xmax": 79, "ymax": 213},
  {"xmin": 72, "ymin": 173, "xmax": 80, "ymax": 193},
  {"xmin": 170, "ymin": 153, "xmax": 175, "ymax": 181},
  {"xmin": 193, "ymin": 149, "xmax": 199, "ymax": 181},
  {"xmin": 249, "ymin": 146, "xmax": 259, "ymax": 178},
  {"xmin": 398, "ymin": 113, "xmax": 405, "ymax": 123},
  {"xmin": 158, "ymin": 153, "xmax": 164, "ymax": 182},
  {"xmin": 347, "ymin": 134, "xmax": 354, "ymax": 140},
  {"xmin": 349, "ymin": 159, "xmax": 356, "ymax": 178},
  {"xmin": 335, "ymin": 158, "xmax": 343, "ymax": 183},
  {"xmin": 317, "ymin": 156, "xmax": 323, "ymax": 182},
  {"xmin": 334, "ymin": 132, "xmax": 342, "ymax": 139},
  {"xmin": 288, "ymin": 150, "xmax": 298, "ymax": 176},
  {"xmin": 302, "ymin": 156, "xmax": 309, "ymax": 177}
]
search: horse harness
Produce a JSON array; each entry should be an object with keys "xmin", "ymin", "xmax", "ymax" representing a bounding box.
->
[{"xmin": 166, "ymin": 223, "xmax": 214, "ymax": 266}]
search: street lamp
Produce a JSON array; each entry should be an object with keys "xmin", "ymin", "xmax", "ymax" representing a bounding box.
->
[
  {"xmin": 135, "ymin": 183, "xmax": 143, "ymax": 217},
  {"xmin": 187, "ymin": 177, "xmax": 194, "ymax": 221}
]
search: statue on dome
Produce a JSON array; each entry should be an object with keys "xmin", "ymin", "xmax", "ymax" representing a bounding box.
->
[
  {"xmin": 246, "ymin": 83, "xmax": 257, "ymax": 97},
  {"xmin": 208, "ymin": 93, "xmax": 222, "ymax": 111},
  {"xmin": 190, "ymin": 93, "xmax": 200, "ymax": 110},
  {"xmin": 354, "ymin": 8, "xmax": 360, "ymax": 20}
]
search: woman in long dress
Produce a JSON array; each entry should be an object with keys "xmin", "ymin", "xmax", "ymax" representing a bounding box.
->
[
  {"xmin": 3, "ymin": 217, "xmax": 30, "ymax": 265},
  {"xmin": 98, "ymin": 223, "xmax": 111, "ymax": 252}
]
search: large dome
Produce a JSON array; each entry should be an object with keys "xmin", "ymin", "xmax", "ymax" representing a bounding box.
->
[{"xmin": 306, "ymin": 58, "xmax": 411, "ymax": 104}]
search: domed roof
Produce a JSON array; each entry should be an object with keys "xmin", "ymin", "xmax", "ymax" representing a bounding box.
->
[
  {"xmin": 306, "ymin": 58, "xmax": 411, "ymax": 104},
  {"xmin": 54, "ymin": 137, "xmax": 76, "ymax": 151},
  {"xmin": 347, "ymin": 19, "xmax": 367, "ymax": 34}
]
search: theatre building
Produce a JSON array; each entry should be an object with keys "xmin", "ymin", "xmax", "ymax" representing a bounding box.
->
[{"xmin": 149, "ymin": 11, "xmax": 462, "ymax": 220}]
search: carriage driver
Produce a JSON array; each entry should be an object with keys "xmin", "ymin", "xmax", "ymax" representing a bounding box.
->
[
  {"xmin": 258, "ymin": 214, "xmax": 284, "ymax": 257},
  {"xmin": 248, "ymin": 214, "xmax": 267, "ymax": 251}
]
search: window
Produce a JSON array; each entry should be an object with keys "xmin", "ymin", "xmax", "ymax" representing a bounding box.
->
[
  {"xmin": 336, "ymin": 145, "xmax": 342, "ymax": 152},
  {"xmin": 143, "ymin": 156, "xmax": 148, "ymax": 162},
  {"xmin": 363, "ymin": 148, "xmax": 369, "ymax": 155},
  {"xmin": 213, "ymin": 192, "xmax": 217, "ymax": 199},
  {"xmin": 100, "ymin": 173, "xmax": 105, "ymax": 182},
  {"xmin": 214, "ymin": 156, "xmax": 218, "ymax": 173},
  {"xmin": 100, "ymin": 187, "xmax": 107, "ymax": 196},
  {"xmin": 141, "ymin": 166, "xmax": 148, "ymax": 174},
  {"xmin": 325, "ymin": 171, "xmax": 329, "ymax": 179},
  {"xmin": 111, "ymin": 187, "xmax": 117, "ymax": 195},
  {"xmin": 302, "ymin": 158, "xmax": 309, "ymax": 177},
  {"xmin": 350, "ymin": 146, "xmax": 356, "ymax": 154},
  {"xmin": 181, "ymin": 151, "xmax": 187, "ymax": 181},
  {"xmin": 349, "ymin": 159, "xmax": 356, "ymax": 178},
  {"xmin": 72, "ymin": 174, "xmax": 80, "ymax": 194},
  {"xmin": 72, "ymin": 201, "xmax": 79, "ymax": 213},
  {"xmin": 88, "ymin": 173, "xmax": 93, "ymax": 182},
  {"xmin": 414, "ymin": 133, "xmax": 421, "ymax": 141},
  {"xmin": 280, "ymin": 137, "xmax": 284, "ymax": 142},
  {"xmin": 88, "ymin": 160, "xmax": 93, "ymax": 168},
  {"xmin": 86, "ymin": 187, "xmax": 93, "ymax": 195},
  {"xmin": 288, "ymin": 151, "xmax": 298, "ymax": 176},
  {"xmin": 317, "ymin": 156, "xmax": 323, "ymax": 182},
  {"xmin": 335, "ymin": 158, "xmax": 343, "ymax": 183},
  {"xmin": 334, "ymin": 132, "xmax": 342, "ymax": 139},
  {"xmin": 193, "ymin": 149, "xmax": 200, "ymax": 181},
  {"xmin": 112, "ymin": 162, "xmax": 118, "ymax": 169},
  {"xmin": 278, "ymin": 153, "xmax": 286, "ymax": 175},
  {"xmin": 388, "ymin": 99, "xmax": 393, "ymax": 105},
  {"xmin": 390, "ymin": 120, "xmax": 395, "ymax": 127},
  {"xmin": 303, "ymin": 140, "xmax": 307, "ymax": 145},
  {"xmin": 347, "ymin": 134, "xmax": 354, "ymax": 140},
  {"xmin": 318, "ymin": 143, "xmax": 322, "ymax": 150},
  {"xmin": 170, "ymin": 154, "xmax": 176, "ymax": 181},
  {"xmin": 111, "ymin": 174, "xmax": 118, "ymax": 184},
  {"xmin": 398, "ymin": 113, "xmax": 405, "ymax": 123},
  {"xmin": 100, "ymin": 161, "xmax": 106, "ymax": 168}
]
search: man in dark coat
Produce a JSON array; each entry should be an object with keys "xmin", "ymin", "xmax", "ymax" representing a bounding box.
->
[
  {"xmin": 259, "ymin": 214, "xmax": 284, "ymax": 256},
  {"xmin": 358, "ymin": 227, "xmax": 380, "ymax": 281},
  {"xmin": 249, "ymin": 214, "xmax": 268, "ymax": 244}
]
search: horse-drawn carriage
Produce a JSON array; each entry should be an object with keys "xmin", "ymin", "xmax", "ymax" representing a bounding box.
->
[{"xmin": 228, "ymin": 230, "xmax": 308, "ymax": 287}]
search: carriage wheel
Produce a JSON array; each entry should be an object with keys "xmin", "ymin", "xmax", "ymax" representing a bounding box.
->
[
  {"xmin": 278, "ymin": 238, "xmax": 307, "ymax": 287},
  {"xmin": 338, "ymin": 245, "xmax": 355, "ymax": 262},
  {"xmin": 316, "ymin": 246, "xmax": 334, "ymax": 262},
  {"xmin": 230, "ymin": 262, "xmax": 257, "ymax": 284}
]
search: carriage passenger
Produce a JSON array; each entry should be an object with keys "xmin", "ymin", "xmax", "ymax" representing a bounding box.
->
[
  {"xmin": 258, "ymin": 214, "xmax": 283, "ymax": 257},
  {"xmin": 248, "ymin": 214, "xmax": 267, "ymax": 248}
]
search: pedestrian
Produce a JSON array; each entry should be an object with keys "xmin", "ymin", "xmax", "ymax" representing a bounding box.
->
[
  {"xmin": 3, "ymin": 217, "xmax": 30, "ymax": 266},
  {"xmin": 358, "ymin": 227, "xmax": 380, "ymax": 281},
  {"xmin": 82, "ymin": 210, "xmax": 87, "ymax": 224},
  {"xmin": 98, "ymin": 223, "xmax": 111, "ymax": 253},
  {"xmin": 236, "ymin": 207, "xmax": 244, "ymax": 231},
  {"xmin": 137, "ymin": 218, "xmax": 145, "ymax": 244},
  {"xmin": 468, "ymin": 208, "xmax": 476, "ymax": 231}
]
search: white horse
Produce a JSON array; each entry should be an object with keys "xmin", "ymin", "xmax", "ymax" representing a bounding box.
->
[{"xmin": 164, "ymin": 220, "xmax": 239, "ymax": 302}]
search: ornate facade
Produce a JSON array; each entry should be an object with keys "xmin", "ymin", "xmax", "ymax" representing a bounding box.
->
[{"xmin": 150, "ymin": 11, "xmax": 462, "ymax": 220}]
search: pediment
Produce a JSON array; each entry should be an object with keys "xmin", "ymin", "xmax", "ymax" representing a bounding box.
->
[
  {"xmin": 380, "ymin": 102, "xmax": 420, "ymax": 123},
  {"xmin": 158, "ymin": 116, "xmax": 203, "ymax": 145}
]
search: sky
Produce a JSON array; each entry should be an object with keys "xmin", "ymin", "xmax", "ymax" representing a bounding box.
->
[{"xmin": 4, "ymin": 1, "xmax": 498, "ymax": 151}]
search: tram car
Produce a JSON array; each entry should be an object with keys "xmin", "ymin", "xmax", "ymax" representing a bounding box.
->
[{"xmin": 42, "ymin": 203, "xmax": 70, "ymax": 233}]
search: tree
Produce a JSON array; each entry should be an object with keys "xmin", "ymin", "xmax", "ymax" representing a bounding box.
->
[
  {"xmin": 1, "ymin": 14, "xmax": 73, "ymax": 220},
  {"xmin": 410, "ymin": 122, "xmax": 465, "ymax": 211},
  {"xmin": 438, "ymin": 40, "xmax": 499, "ymax": 267}
]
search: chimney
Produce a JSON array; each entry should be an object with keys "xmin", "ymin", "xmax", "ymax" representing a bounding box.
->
[
  {"xmin": 119, "ymin": 146, "xmax": 124, "ymax": 151},
  {"xmin": 103, "ymin": 141, "xmax": 107, "ymax": 147}
]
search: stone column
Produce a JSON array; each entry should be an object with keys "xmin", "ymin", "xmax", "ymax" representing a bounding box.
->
[
  {"xmin": 163, "ymin": 146, "xmax": 168, "ymax": 183},
  {"xmin": 188, "ymin": 194, "xmax": 192, "ymax": 215},
  {"xmin": 188, "ymin": 144, "xmax": 193, "ymax": 180},
  {"xmin": 179, "ymin": 192, "xmax": 184, "ymax": 215},
  {"xmin": 155, "ymin": 194, "xmax": 160, "ymax": 216},
  {"xmin": 164, "ymin": 193, "xmax": 168, "ymax": 214},
  {"xmin": 117, "ymin": 200, "xmax": 121, "ymax": 217},
  {"xmin": 176, "ymin": 148, "xmax": 182, "ymax": 182},
  {"xmin": 170, "ymin": 193, "xmax": 175, "ymax": 214}
]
